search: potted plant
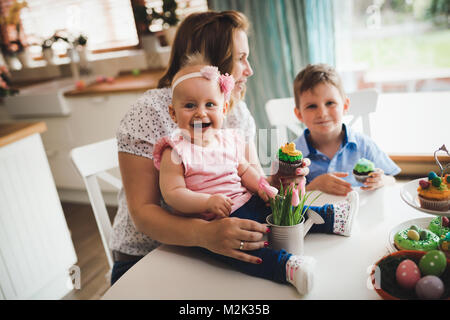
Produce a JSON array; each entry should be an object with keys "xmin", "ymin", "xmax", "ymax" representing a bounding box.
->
[
  {"xmin": 0, "ymin": 1, "xmax": 29, "ymax": 68},
  {"xmin": 73, "ymin": 34, "xmax": 88, "ymax": 65},
  {"xmin": 41, "ymin": 38, "xmax": 54, "ymax": 64},
  {"xmin": 259, "ymin": 179, "xmax": 324, "ymax": 255},
  {"xmin": 148, "ymin": 0, "xmax": 179, "ymax": 46},
  {"xmin": 0, "ymin": 65, "xmax": 19, "ymax": 98}
]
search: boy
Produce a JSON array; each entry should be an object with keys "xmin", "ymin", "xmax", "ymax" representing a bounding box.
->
[{"xmin": 292, "ymin": 64, "xmax": 401, "ymax": 196}]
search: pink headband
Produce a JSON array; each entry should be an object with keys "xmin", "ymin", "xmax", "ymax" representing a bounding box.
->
[{"xmin": 171, "ymin": 66, "xmax": 235, "ymax": 101}]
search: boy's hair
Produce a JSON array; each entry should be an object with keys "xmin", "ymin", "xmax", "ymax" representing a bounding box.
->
[{"xmin": 293, "ymin": 64, "xmax": 346, "ymax": 108}]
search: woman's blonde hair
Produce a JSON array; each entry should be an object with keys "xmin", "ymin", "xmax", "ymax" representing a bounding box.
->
[{"xmin": 158, "ymin": 10, "xmax": 249, "ymax": 98}]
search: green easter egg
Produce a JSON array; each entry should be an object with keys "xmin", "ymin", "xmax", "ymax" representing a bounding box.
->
[
  {"xmin": 407, "ymin": 229, "xmax": 420, "ymax": 241},
  {"xmin": 132, "ymin": 68, "xmax": 140, "ymax": 76},
  {"xmin": 432, "ymin": 177, "xmax": 442, "ymax": 187},
  {"xmin": 420, "ymin": 230, "xmax": 428, "ymax": 240},
  {"xmin": 410, "ymin": 225, "xmax": 420, "ymax": 232},
  {"xmin": 419, "ymin": 250, "xmax": 447, "ymax": 276}
]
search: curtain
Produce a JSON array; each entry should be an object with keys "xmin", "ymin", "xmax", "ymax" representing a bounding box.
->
[{"xmin": 208, "ymin": 0, "xmax": 335, "ymax": 132}]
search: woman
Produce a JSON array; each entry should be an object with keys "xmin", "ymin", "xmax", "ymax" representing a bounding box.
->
[{"xmin": 109, "ymin": 10, "xmax": 309, "ymax": 285}]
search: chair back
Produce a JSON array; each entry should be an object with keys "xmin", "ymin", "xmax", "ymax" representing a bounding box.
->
[
  {"xmin": 70, "ymin": 138, "xmax": 122, "ymax": 268},
  {"xmin": 265, "ymin": 89, "xmax": 379, "ymax": 147}
]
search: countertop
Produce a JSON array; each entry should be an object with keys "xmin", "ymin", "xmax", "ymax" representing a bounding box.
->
[
  {"xmin": 63, "ymin": 69, "xmax": 166, "ymax": 96},
  {"xmin": 0, "ymin": 122, "xmax": 47, "ymax": 148}
]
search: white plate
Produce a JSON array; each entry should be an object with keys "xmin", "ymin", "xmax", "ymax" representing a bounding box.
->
[
  {"xmin": 387, "ymin": 217, "xmax": 435, "ymax": 253},
  {"xmin": 400, "ymin": 178, "xmax": 450, "ymax": 217}
]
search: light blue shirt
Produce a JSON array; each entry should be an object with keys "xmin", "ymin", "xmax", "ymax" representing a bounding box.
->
[{"xmin": 292, "ymin": 124, "xmax": 401, "ymax": 186}]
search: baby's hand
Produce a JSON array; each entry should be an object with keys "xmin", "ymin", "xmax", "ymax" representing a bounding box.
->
[
  {"xmin": 257, "ymin": 188, "xmax": 270, "ymax": 203},
  {"xmin": 207, "ymin": 194, "xmax": 233, "ymax": 218},
  {"xmin": 361, "ymin": 168, "xmax": 385, "ymax": 191},
  {"xmin": 309, "ymin": 172, "xmax": 353, "ymax": 196}
]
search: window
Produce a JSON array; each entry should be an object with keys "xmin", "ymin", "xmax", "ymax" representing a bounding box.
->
[
  {"xmin": 334, "ymin": 0, "xmax": 450, "ymax": 92},
  {"xmin": 19, "ymin": 0, "xmax": 139, "ymax": 52}
]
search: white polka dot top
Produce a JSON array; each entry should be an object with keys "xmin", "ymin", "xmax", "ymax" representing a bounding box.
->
[{"xmin": 109, "ymin": 87, "xmax": 256, "ymax": 256}]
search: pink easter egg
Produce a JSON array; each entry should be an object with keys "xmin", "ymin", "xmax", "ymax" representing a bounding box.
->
[
  {"xmin": 396, "ymin": 259, "xmax": 421, "ymax": 289},
  {"xmin": 75, "ymin": 80, "xmax": 86, "ymax": 90}
]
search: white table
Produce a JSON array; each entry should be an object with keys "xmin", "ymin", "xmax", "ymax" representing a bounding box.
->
[{"xmin": 102, "ymin": 182, "xmax": 433, "ymax": 300}]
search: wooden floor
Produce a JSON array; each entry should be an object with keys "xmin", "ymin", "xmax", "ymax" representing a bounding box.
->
[{"xmin": 61, "ymin": 202, "xmax": 117, "ymax": 300}]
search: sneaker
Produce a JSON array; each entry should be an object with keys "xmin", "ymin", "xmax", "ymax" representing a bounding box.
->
[
  {"xmin": 285, "ymin": 255, "xmax": 316, "ymax": 295},
  {"xmin": 333, "ymin": 190, "xmax": 359, "ymax": 236}
]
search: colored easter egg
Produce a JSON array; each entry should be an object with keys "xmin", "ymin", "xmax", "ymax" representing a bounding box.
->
[
  {"xmin": 96, "ymin": 76, "xmax": 106, "ymax": 83},
  {"xmin": 428, "ymin": 172, "xmax": 438, "ymax": 180},
  {"xmin": 415, "ymin": 275, "xmax": 444, "ymax": 299},
  {"xmin": 132, "ymin": 68, "xmax": 140, "ymax": 76},
  {"xmin": 395, "ymin": 259, "xmax": 421, "ymax": 289},
  {"xmin": 419, "ymin": 180, "xmax": 430, "ymax": 189},
  {"xmin": 432, "ymin": 177, "xmax": 442, "ymax": 187},
  {"xmin": 419, "ymin": 250, "xmax": 447, "ymax": 276},
  {"xmin": 442, "ymin": 217, "xmax": 450, "ymax": 228},
  {"xmin": 407, "ymin": 229, "xmax": 420, "ymax": 241},
  {"xmin": 410, "ymin": 225, "xmax": 420, "ymax": 232},
  {"xmin": 106, "ymin": 76, "xmax": 115, "ymax": 83},
  {"xmin": 420, "ymin": 230, "xmax": 428, "ymax": 240},
  {"xmin": 75, "ymin": 80, "xmax": 85, "ymax": 90}
]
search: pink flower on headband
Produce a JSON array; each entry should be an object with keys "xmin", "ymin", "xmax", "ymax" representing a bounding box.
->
[
  {"xmin": 200, "ymin": 66, "xmax": 219, "ymax": 81},
  {"xmin": 219, "ymin": 73, "xmax": 235, "ymax": 101}
]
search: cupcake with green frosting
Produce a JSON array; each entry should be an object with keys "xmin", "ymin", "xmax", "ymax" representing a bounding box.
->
[
  {"xmin": 429, "ymin": 216, "xmax": 450, "ymax": 237},
  {"xmin": 276, "ymin": 142, "xmax": 303, "ymax": 176},
  {"xmin": 353, "ymin": 158, "xmax": 375, "ymax": 183}
]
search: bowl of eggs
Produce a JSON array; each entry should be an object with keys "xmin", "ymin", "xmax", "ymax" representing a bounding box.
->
[{"xmin": 370, "ymin": 250, "xmax": 449, "ymax": 300}]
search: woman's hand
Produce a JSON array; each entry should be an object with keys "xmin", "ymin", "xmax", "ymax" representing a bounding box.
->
[
  {"xmin": 268, "ymin": 158, "xmax": 311, "ymax": 188},
  {"xmin": 307, "ymin": 172, "xmax": 353, "ymax": 196},
  {"xmin": 200, "ymin": 217, "xmax": 270, "ymax": 264}
]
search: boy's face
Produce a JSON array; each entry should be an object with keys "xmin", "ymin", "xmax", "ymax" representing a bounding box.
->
[
  {"xmin": 169, "ymin": 76, "xmax": 227, "ymax": 143},
  {"xmin": 294, "ymin": 82, "xmax": 349, "ymax": 138}
]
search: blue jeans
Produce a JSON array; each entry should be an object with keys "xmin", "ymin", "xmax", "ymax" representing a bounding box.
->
[
  {"xmin": 110, "ymin": 196, "xmax": 335, "ymax": 286},
  {"xmin": 198, "ymin": 195, "xmax": 335, "ymax": 284},
  {"xmin": 111, "ymin": 258, "xmax": 142, "ymax": 286}
]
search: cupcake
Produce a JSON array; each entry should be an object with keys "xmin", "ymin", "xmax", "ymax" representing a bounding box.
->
[
  {"xmin": 353, "ymin": 158, "xmax": 375, "ymax": 183},
  {"xmin": 429, "ymin": 216, "xmax": 450, "ymax": 237},
  {"xmin": 440, "ymin": 232, "xmax": 450, "ymax": 252},
  {"xmin": 276, "ymin": 142, "xmax": 303, "ymax": 176},
  {"xmin": 417, "ymin": 171, "xmax": 450, "ymax": 212}
]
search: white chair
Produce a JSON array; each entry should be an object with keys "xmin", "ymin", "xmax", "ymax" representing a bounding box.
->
[
  {"xmin": 70, "ymin": 138, "xmax": 122, "ymax": 269},
  {"xmin": 265, "ymin": 89, "xmax": 379, "ymax": 147}
]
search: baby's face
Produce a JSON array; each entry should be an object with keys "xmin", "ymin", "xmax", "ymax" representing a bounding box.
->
[
  {"xmin": 170, "ymin": 76, "xmax": 226, "ymax": 143},
  {"xmin": 294, "ymin": 82, "xmax": 349, "ymax": 138}
]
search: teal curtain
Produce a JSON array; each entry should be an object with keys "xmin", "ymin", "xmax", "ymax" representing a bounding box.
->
[{"xmin": 208, "ymin": 0, "xmax": 335, "ymax": 131}]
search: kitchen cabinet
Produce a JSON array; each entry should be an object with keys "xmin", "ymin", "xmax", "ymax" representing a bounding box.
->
[{"xmin": 0, "ymin": 122, "xmax": 77, "ymax": 299}]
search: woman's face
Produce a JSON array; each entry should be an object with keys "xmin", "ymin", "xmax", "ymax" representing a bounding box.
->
[{"xmin": 231, "ymin": 30, "xmax": 253, "ymax": 98}]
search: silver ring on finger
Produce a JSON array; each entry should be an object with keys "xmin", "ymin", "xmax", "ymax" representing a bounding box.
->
[{"xmin": 239, "ymin": 241, "xmax": 244, "ymax": 250}]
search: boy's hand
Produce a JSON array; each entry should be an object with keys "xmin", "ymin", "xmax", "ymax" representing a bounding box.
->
[
  {"xmin": 308, "ymin": 172, "xmax": 353, "ymax": 196},
  {"xmin": 207, "ymin": 194, "xmax": 233, "ymax": 218},
  {"xmin": 361, "ymin": 168, "xmax": 385, "ymax": 191}
]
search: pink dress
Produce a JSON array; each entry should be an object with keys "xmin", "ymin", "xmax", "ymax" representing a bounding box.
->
[{"xmin": 153, "ymin": 129, "xmax": 252, "ymax": 213}]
